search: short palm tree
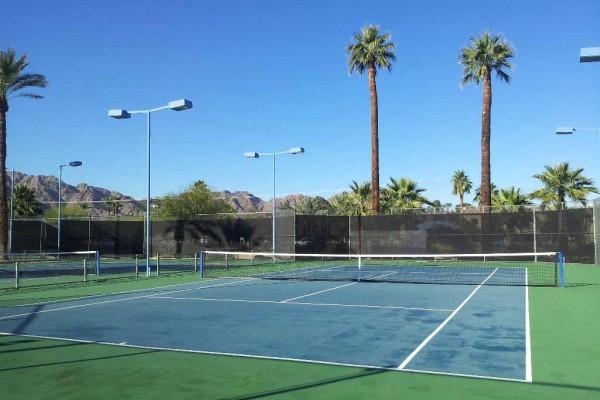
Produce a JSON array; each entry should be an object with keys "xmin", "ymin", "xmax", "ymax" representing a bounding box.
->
[
  {"xmin": 451, "ymin": 170, "xmax": 473, "ymax": 212},
  {"xmin": 493, "ymin": 187, "xmax": 532, "ymax": 211},
  {"xmin": 13, "ymin": 184, "xmax": 43, "ymax": 216},
  {"xmin": 346, "ymin": 25, "xmax": 396, "ymax": 215},
  {"xmin": 473, "ymin": 183, "xmax": 499, "ymax": 204},
  {"xmin": 346, "ymin": 180, "xmax": 372, "ymax": 216},
  {"xmin": 459, "ymin": 32, "xmax": 514, "ymax": 212},
  {"xmin": 102, "ymin": 195, "xmax": 123, "ymax": 218},
  {"xmin": 530, "ymin": 162, "xmax": 598, "ymax": 208},
  {"xmin": 280, "ymin": 196, "xmax": 333, "ymax": 216},
  {"xmin": 381, "ymin": 177, "xmax": 433, "ymax": 214},
  {"xmin": 0, "ymin": 48, "xmax": 47, "ymax": 254}
]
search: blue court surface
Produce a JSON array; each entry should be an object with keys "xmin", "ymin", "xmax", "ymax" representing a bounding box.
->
[{"xmin": 0, "ymin": 277, "xmax": 531, "ymax": 381}]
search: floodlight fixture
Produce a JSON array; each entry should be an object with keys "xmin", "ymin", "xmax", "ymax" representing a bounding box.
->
[
  {"xmin": 580, "ymin": 47, "xmax": 600, "ymax": 63},
  {"xmin": 556, "ymin": 127, "xmax": 574, "ymax": 135},
  {"xmin": 108, "ymin": 109, "xmax": 131, "ymax": 119},
  {"xmin": 168, "ymin": 99, "xmax": 193, "ymax": 111}
]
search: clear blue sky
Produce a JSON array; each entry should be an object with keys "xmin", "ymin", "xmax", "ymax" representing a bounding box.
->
[{"xmin": 5, "ymin": 0, "xmax": 600, "ymax": 205}]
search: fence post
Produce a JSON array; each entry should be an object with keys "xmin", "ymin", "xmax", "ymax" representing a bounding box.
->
[
  {"xmin": 533, "ymin": 207, "xmax": 538, "ymax": 262},
  {"xmin": 15, "ymin": 262, "xmax": 19, "ymax": 289}
]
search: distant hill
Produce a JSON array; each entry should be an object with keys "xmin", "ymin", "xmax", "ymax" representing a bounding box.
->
[
  {"xmin": 9, "ymin": 171, "xmax": 310, "ymax": 215},
  {"xmin": 10, "ymin": 171, "xmax": 143, "ymax": 216}
]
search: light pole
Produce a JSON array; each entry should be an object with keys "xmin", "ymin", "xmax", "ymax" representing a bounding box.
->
[
  {"xmin": 245, "ymin": 147, "xmax": 304, "ymax": 256},
  {"xmin": 6, "ymin": 169, "xmax": 14, "ymax": 255},
  {"xmin": 58, "ymin": 161, "xmax": 83, "ymax": 253},
  {"xmin": 109, "ymin": 99, "xmax": 193, "ymax": 277}
]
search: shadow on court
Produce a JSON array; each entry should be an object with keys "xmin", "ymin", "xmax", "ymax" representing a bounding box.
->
[
  {"xmin": 0, "ymin": 337, "xmax": 159, "ymax": 372},
  {"xmin": 217, "ymin": 369, "xmax": 600, "ymax": 400},
  {"xmin": 218, "ymin": 368, "xmax": 390, "ymax": 400}
]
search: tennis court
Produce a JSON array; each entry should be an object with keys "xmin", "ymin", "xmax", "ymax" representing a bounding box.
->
[{"xmin": 0, "ymin": 268, "xmax": 533, "ymax": 382}]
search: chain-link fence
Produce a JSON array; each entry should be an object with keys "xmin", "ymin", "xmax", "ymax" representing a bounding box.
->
[{"xmin": 9, "ymin": 206, "xmax": 597, "ymax": 264}]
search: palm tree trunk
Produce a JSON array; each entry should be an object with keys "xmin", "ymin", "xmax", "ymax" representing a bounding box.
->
[
  {"xmin": 480, "ymin": 74, "xmax": 493, "ymax": 252},
  {"xmin": 459, "ymin": 194, "xmax": 464, "ymax": 212},
  {"xmin": 368, "ymin": 64, "xmax": 380, "ymax": 215},
  {"xmin": 0, "ymin": 109, "xmax": 8, "ymax": 257},
  {"xmin": 480, "ymin": 74, "xmax": 492, "ymax": 213}
]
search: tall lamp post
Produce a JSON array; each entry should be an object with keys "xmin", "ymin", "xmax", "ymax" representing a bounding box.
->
[
  {"xmin": 108, "ymin": 99, "xmax": 193, "ymax": 277},
  {"xmin": 58, "ymin": 161, "xmax": 83, "ymax": 253},
  {"xmin": 244, "ymin": 147, "xmax": 304, "ymax": 256}
]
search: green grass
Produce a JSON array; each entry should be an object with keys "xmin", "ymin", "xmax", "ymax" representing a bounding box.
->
[{"xmin": 0, "ymin": 266, "xmax": 598, "ymax": 399}]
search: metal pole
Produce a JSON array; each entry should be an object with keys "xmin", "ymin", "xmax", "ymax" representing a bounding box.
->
[
  {"xmin": 146, "ymin": 111, "xmax": 151, "ymax": 277},
  {"xmin": 272, "ymin": 153, "xmax": 276, "ymax": 257},
  {"xmin": 8, "ymin": 169, "xmax": 14, "ymax": 255},
  {"xmin": 532, "ymin": 206, "xmax": 537, "ymax": 262},
  {"xmin": 58, "ymin": 165, "xmax": 63, "ymax": 253}
]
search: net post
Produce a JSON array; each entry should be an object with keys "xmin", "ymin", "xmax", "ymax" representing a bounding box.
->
[
  {"xmin": 199, "ymin": 251, "xmax": 205, "ymax": 278},
  {"xmin": 358, "ymin": 255, "xmax": 362, "ymax": 282},
  {"xmin": 135, "ymin": 255, "xmax": 139, "ymax": 278},
  {"xmin": 557, "ymin": 252, "xmax": 565, "ymax": 288},
  {"xmin": 95, "ymin": 252, "xmax": 100, "ymax": 276},
  {"xmin": 194, "ymin": 253, "xmax": 198, "ymax": 272},
  {"xmin": 156, "ymin": 253, "xmax": 160, "ymax": 276},
  {"xmin": 15, "ymin": 262, "xmax": 19, "ymax": 289},
  {"xmin": 83, "ymin": 259, "xmax": 87, "ymax": 283},
  {"xmin": 225, "ymin": 253, "xmax": 228, "ymax": 269}
]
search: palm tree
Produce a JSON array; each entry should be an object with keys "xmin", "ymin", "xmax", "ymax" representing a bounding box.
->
[
  {"xmin": 345, "ymin": 180, "xmax": 372, "ymax": 216},
  {"xmin": 0, "ymin": 49, "xmax": 47, "ymax": 254},
  {"xmin": 459, "ymin": 32, "xmax": 514, "ymax": 212},
  {"xmin": 280, "ymin": 197, "xmax": 333, "ymax": 216},
  {"xmin": 13, "ymin": 184, "xmax": 42, "ymax": 216},
  {"xmin": 530, "ymin": 162, "xmax": 597, "ymax": 253},
  {"xmin": 493, "ymin": 187, "xmax": 532, "ymax": 211},
  {"xmin": 473, "ymin": 183, "xmax": 499, "ymax": 204},
  {"xmin": 530, "ymin": 162, "xmax": 598, "ymax": 208},
  {"xmin": 346, "ymin": 25, "xmax": 396, "ymax": 216},
  {"xmin": 451, "ymin": 170, "xmax": 473, "ymax": 212},
  {"xmin": 381, "ymin": 177, "xmax": 433, "ymax": 214},
  {"xmin": 102, "ymin": 195, "xmax": 123, "ymax": 218}
]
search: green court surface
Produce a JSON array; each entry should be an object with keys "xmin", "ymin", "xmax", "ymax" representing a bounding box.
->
[{"xmin": 0, "ymin": 266, "xmax": 598, "ymax": 400}]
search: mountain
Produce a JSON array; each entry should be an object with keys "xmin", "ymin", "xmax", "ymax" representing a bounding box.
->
[
  {"xmin": 8, "ymin": 171, "xmax": 309, "ymax": 215},
  {"xmin": 10, "ymin": 171, "xmax": 143, "ymax": 216}
]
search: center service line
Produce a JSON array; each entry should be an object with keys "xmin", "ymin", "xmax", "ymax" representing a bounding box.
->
[
  {"xmin": 280, "ymin": 282, "xmax": 356, "ymax": 303},
  {"xmin": 396, "ymin": 268, "xmax": 499, "ymax": 370}
]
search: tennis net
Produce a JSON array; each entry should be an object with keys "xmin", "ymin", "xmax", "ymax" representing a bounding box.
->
[
  {"xmin": 199, "ymin": 251, "xmax": 563, "ymax": 287},
  {"xmin": 0, "ymin": 251, "xmax": 99, "ymax": 289}
]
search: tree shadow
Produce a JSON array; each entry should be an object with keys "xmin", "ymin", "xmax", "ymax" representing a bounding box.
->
[{"xmin": 219, "ymin": 368, "xmax": 389, "ymax": 400}]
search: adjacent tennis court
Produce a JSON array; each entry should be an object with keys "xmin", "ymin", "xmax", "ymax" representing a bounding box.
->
[{"xmin": 0, "ymin": 269, "xmax": 532, "ymax": 381}]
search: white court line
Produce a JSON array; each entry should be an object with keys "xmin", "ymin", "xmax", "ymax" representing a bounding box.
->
[
  {"xmin": 281, "ymin": 282, "xmax": 356, "ymax": 302},
  {"xmin": 1, "ymin": 277, "xmax": 244, "ymax": 309},
  {"xmin": 396, "ymin": 268, "xmax": 499, "ymax": 370},
  {"xmin": 0, "ymin": 278, "xmax": 253, "ymax": 321},
  {"xmin": 525, "ymin": 269, "xmax": 532, "ymax": 382},
  {"xmin": 150, "ymin": 296, "xmax": 454, "ymax": 312},
  {"xmin": 0, "ymin": 331, "xmax": 529, "ymax": 383}
]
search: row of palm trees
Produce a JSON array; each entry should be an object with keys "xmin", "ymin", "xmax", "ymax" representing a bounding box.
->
[
  {"xmin": 347, "ymin": 26, "xmax": 514, "ymax": 216},
  {"xmin": 282, "ymin": 161, "xmax": 597, "ymax": 216},
  {"xmin": 452, "ymin": 162, "xmax": 597, "ymax": 210}
]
